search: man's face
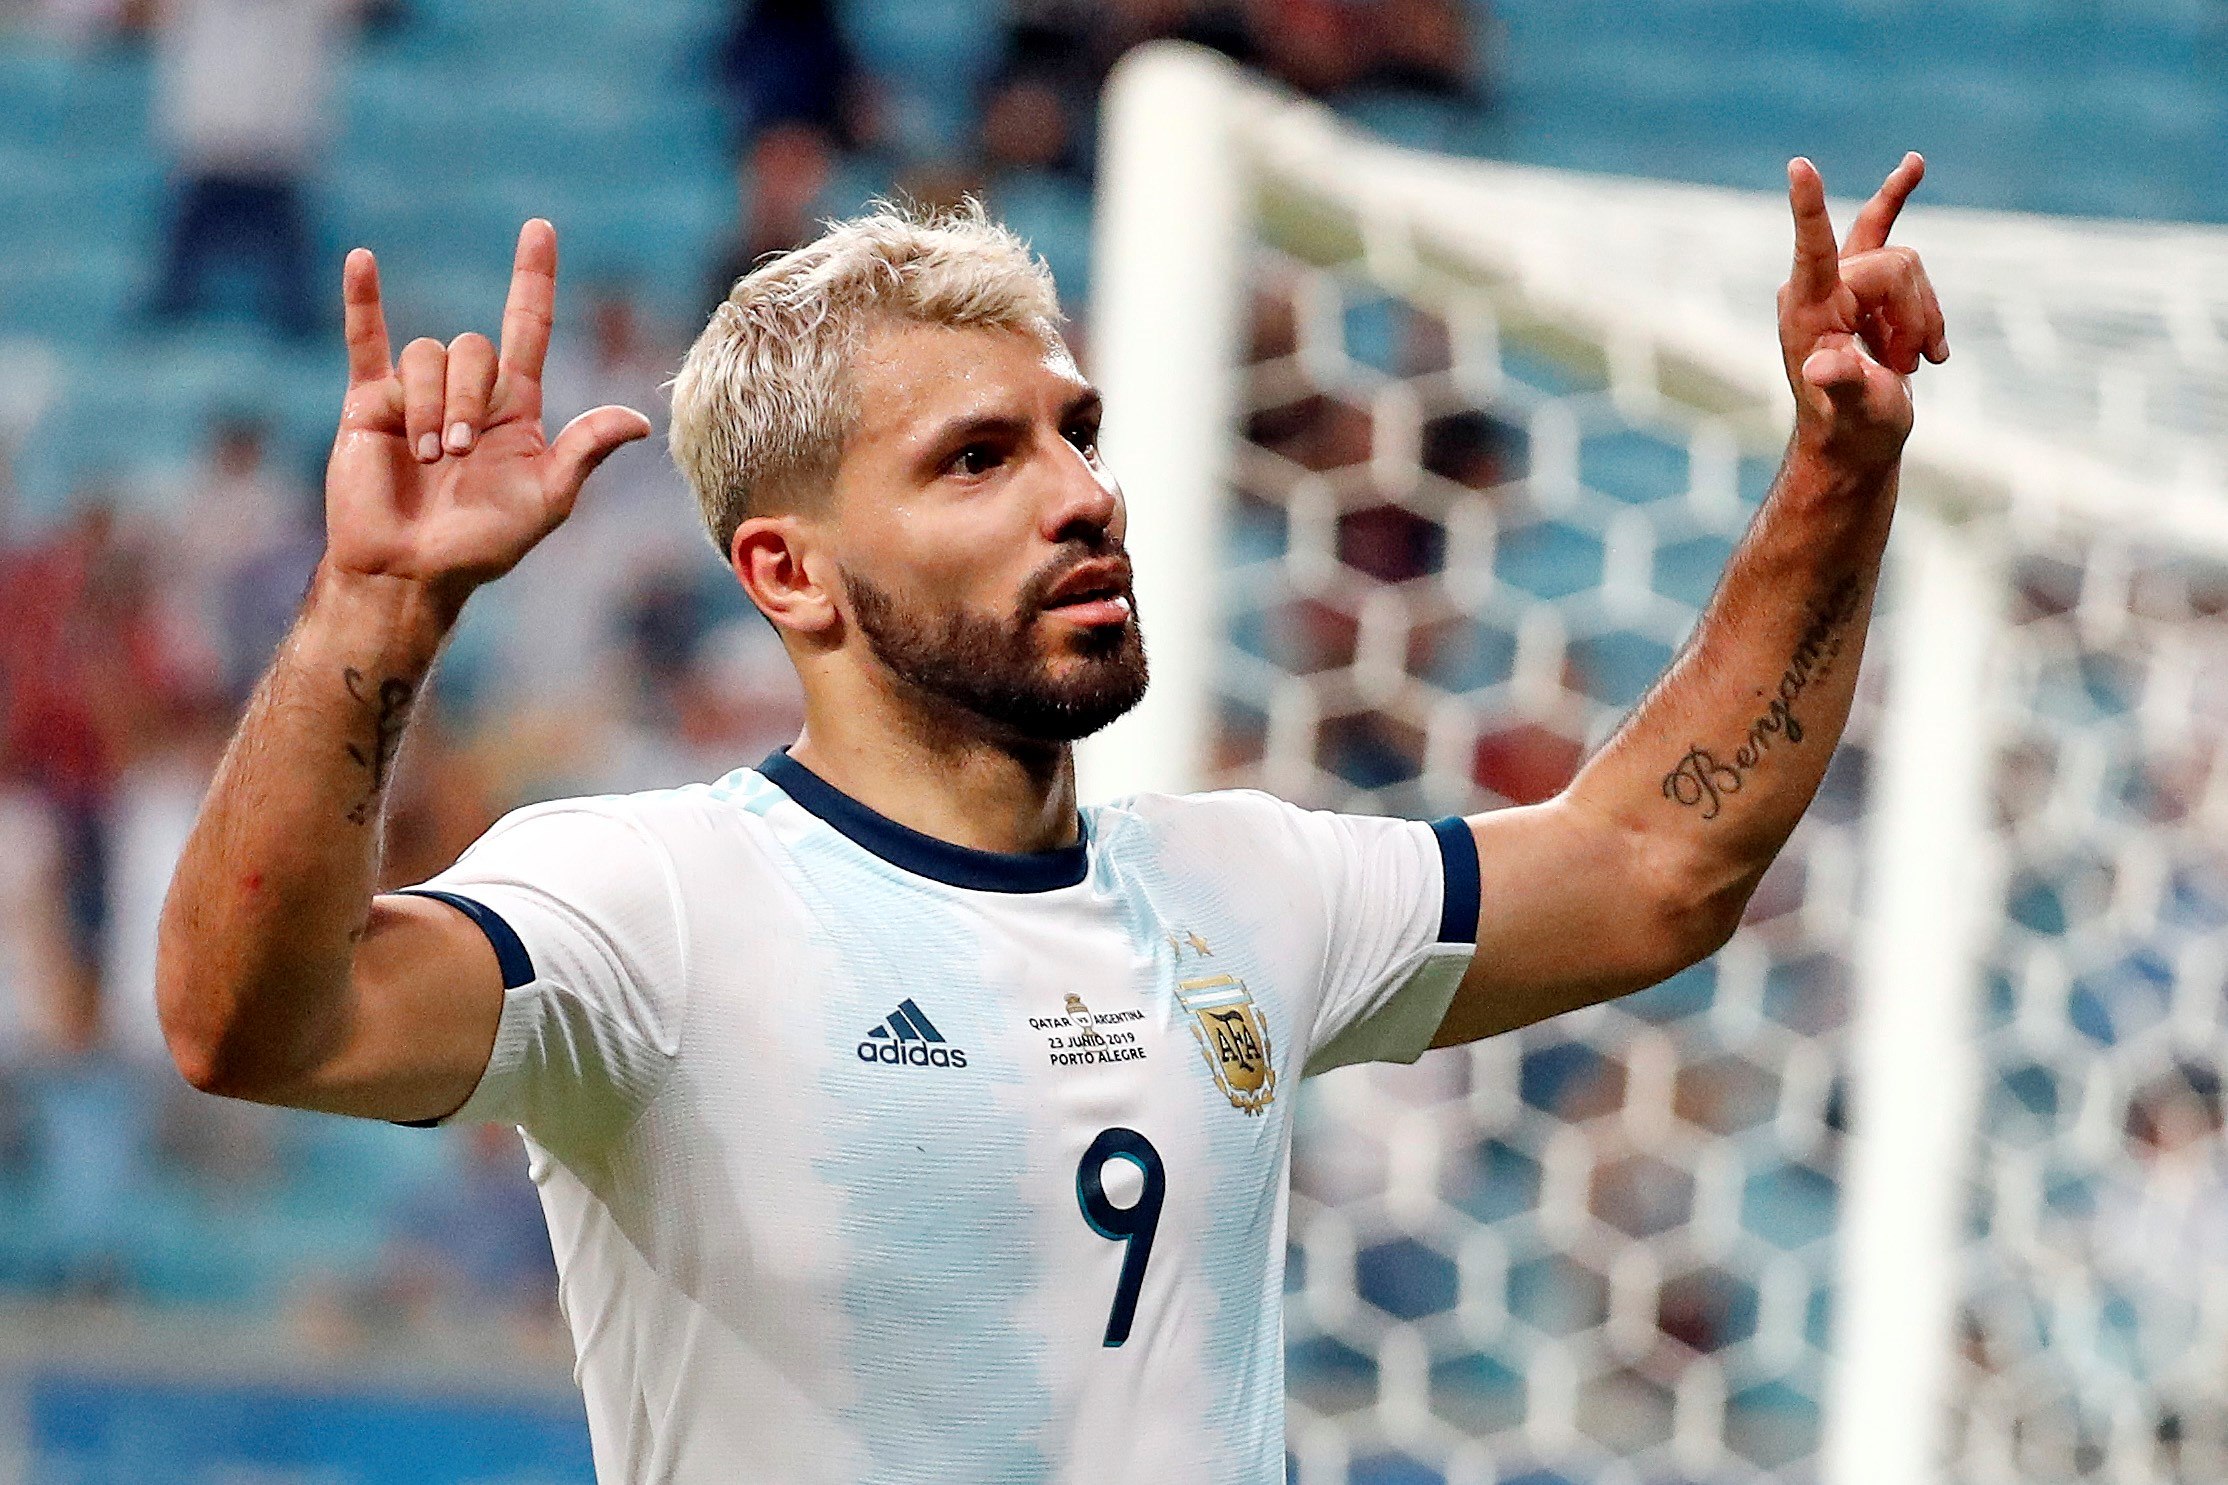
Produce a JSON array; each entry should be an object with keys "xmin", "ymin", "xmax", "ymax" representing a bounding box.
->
[{"xmin": 822, "ymin": 320, "xmax": 1148, "ymax": 743}]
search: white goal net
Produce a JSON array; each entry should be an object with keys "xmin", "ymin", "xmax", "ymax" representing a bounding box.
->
[{"xmin": 1080, "ymin": 42, "xmax": 2228, "ymax": 1485}]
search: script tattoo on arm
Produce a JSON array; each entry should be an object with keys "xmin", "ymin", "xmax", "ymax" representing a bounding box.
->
[
  {"xmin": 1661, "ymin": 574, "xmax": 1864, "ymax": 821},
  {"xmin": 342, "ymin": 666, "xmax": 416, "ymax": 825}
]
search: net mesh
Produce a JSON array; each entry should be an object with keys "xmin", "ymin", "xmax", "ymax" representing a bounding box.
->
[
  {"xmin": 1955, "ymin": 531, "xmax": 2228, "ymax": 1484},
  {"xmin": 1195, "ymin": 89, "xmax": 2228, "ymax": 1485},
  {"xmin": 1211, "ymin": 220, "xmax": 1871, "ymax": 1483}
]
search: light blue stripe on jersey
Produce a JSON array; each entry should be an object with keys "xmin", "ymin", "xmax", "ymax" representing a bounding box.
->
[
  {"xmin": 1086, "ymin": 806, "xmax": 1289, "ymax": 1485},
  {"xmin": 722, "ymin": 770, "xmax": 1053, "ymax": 1483}
]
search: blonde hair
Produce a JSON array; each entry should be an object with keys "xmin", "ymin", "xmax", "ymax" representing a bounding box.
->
[{"xmin": 669, "ymin": 199, "xmax": 1064, "ymax": 553}]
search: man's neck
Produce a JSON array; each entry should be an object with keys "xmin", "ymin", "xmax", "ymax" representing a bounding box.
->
[{"xmin": 786, "ymin": 690, "xmax": 1080, "ymax": 857}]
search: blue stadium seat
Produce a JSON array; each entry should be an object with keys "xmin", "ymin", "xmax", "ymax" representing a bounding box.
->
[
  {"xmin": 0, "ymin": 41, "xmax": 149, "ymax": 146},
  {"xmin": 0, "ymin": 245, "xmax": 140, "ymax": 341},
  {"xmin": 836, "ymin": 0, "xmax": 1000, "ymax": 155},
  {"xmin": 1341, "ymin": 91, "xmax": 1493, "ymax": 155},
  {"xmin": 836, "ymin": 0, "xmax": 999, "ymax": 76},
  {"xmin": 397, "ymin": 0, "xmax": 689, "ymax": 76},
  {"xmin": 984, "ymin": 171, "xmax": 1093, "ymax": 311}
]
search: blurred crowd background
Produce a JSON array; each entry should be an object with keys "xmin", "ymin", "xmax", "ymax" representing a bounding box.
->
[{"xmin": 0, "ymin": 0, "xmax": 2223, "ymax": 1466}]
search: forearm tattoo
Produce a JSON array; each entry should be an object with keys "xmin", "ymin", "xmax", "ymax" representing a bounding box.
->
[
  {"xmin": 1661, "ymin": 574, "xmax": 1863, "ymax": 820},
  {"xmin": 342, "ymin": 666, "xmax": 416, "ymax": 825}
]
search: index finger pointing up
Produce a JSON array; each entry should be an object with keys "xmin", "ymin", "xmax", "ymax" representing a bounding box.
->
[
  {"xmin": 498, "ymin": 218, "xmax": 559, "ymax": 389},
  {"xmin": 1842, "ymin": 151, "xmax": 1925, "ymax": 255},
  {"xmin": 1786, "ymin": 157, "xmax": 1841, "ymax": 302},
  {"xmin": 343, "ymin": 248, "xmax": 392, "ymax": 387}
]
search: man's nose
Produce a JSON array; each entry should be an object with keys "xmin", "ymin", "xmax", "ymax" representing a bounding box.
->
[{"xmin": 1039, "ymin": 439, "xmax": 1121, "ymax": 545}]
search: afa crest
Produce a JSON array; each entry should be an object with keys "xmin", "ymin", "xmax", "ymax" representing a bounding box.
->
[{"xmin": 1176, "ymin": 973, "xmax": 1276, "ymax": 1115}]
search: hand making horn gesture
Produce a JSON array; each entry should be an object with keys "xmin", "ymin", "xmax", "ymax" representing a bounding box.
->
[
  {"xmin": 323, "ymin": 220, "xmax": 653, "ymax": 609},
  {"xmin": 1778, "ymin": 152, "xmax": 1949, "ymax": 468}
]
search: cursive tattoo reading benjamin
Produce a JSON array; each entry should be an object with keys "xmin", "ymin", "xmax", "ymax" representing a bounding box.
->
[
  {"xmin": 342, "ymin": 667, "xmax": 416, "ymax": 825},
  {"xmin": 1662, "ymin": 575, "xmax": 1863, "ymax": 820}
]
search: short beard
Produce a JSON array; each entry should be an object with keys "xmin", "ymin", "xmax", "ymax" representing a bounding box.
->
[{"xmin": 842, "ymin": 559, "xmax": 1150, "ymax": 745}]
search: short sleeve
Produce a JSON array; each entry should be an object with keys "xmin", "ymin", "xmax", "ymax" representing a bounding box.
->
[
  {"xmin": 1273, "ymin": 803, "xmax": 1480, "ymax": 1077},
  {"xmin": 395, "ymin": 800, "xmax": 688, "ymax": 1151}
]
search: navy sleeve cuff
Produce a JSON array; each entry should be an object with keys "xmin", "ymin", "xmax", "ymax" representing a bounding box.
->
[
  {"xmin": 394, "ymin": 889, "xmax": 536, "ymax": 988},
  {"xmin": 1429, "ymin": 817, "xmax": 1481, "ymax": 945}
]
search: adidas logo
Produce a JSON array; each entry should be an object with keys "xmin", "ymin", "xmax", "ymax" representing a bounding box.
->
[{"xmin": 856, "ymin": 998, "xmax": 970, "ymax": 1069}]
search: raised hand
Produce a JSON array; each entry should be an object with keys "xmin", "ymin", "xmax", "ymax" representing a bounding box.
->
[
  {"xmin": 1778, "ymin": 153, "xmax": 1948, "ymax": 468},
  {"xmin": 323, "ymin": 220, "xmax": 653, "ymax": 608}
]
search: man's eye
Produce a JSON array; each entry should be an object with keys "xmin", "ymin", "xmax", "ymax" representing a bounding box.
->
[
  {"xmin": 951, "ymin": 444, "xmax": 1002, "ymax": 476},
  {"xmin": 1066, "ymin": 423, "xmax": 1100, "ymax": 455}
]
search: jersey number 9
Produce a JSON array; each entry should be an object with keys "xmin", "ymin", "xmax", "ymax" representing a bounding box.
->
[{"xmin": 1076, "ymin": 1127, "xmax": 1165, "ymax": 1347}]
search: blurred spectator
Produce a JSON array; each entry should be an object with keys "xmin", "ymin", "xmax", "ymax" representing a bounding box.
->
[
  {"xmin": 0, "ymin": 501, "xmax": 194, "ymax": 1052},
  {"xmin": 593, "ymin": 561, "xmax": 803, "ymax": 794},
  {"xmin": 0, "ymin": 514, "xmax": 161, "ymax": 1302},
  {"xmin": 99, "ymin": 700, "xmax": 230, "ymax": 1065},
  {"xmin": 542, "ymin": 290, "xmax": 680, "ymax": 469},
  {"xmin": 981, "ymin": 3, "xmax": 1101, "ymax": 182},
  {"xmin": 492, "ymin": 286, "xmax": 705, "ymax": 788},
  {"xmin": 0, "ymin": 786, "xmax": 73, "ymax": 1058},
  {"xmin": 976, "ymin": 0, "xmax": 1281, "ymax": 185},
  {"xmin": 0, "ymin": 500, "xmax": 187, "ymax": 1294},
  {"xmin": 716, "ymin": 0, "xmax": 869, "ymax": 148},
  {"xmin": 0, "ymin": 0, "xmax": 145, "ymax": 43},
  {"xmin": 889, "ymin": 160, "xmax": 989, "ymax": 223},
  {"xmin": 220, "ymin": 501, "xmax": 322, "ymax": 700},
  {"xmin": 79, "ymin": 425, "xmax": 315, "ymax": 1078},
  {"xmin": 1245, "ymin": 0, "xmax": 1487, "ymax": 104},
  {"xmin": 982, "ymin": 0, "xmax": 1486, "ymax": 186},
  {"xmin": 996, "ymin": 0, "xmax": 1257, "ymax": 130},
  {"xmin": 981, "ymin": 70, "xmax": 1080, "ymax": 180},
  {"xmin": 1105, "ymin": 0, "xmax": 1257, "ymax": 62},
  {"xmin": 147, "ymin": 0, "xmax": 363, "ymax": 339},
  {"xmin": 497, "ymin": 287, "xmax": 804, "ymax": 799},
  {"xmin": 1249, "ymin": 0, "xmax": 1365, "ymax": 99},
  {"xmin": 376, "ymin": 704, "xmax": 497, "ymax": 891},
  {"xmin": 172, "ymin": 415, "xmax": 318, "ymax": 702},
  {"xmin": 1354, "ymin": 0, "xmax": 1483, "ymax": 102},
  {"xmin": 702, "ymin": 123, "xmax": 837, "ymax": 319}
]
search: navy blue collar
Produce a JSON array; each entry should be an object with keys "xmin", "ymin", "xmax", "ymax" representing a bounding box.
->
[{"xmin": 757, "ymin": 749, "xmax": 1090, "ymax": 893}]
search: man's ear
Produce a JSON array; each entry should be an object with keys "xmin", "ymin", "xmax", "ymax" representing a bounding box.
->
[{"xmin": 732, "ymin": 515, "xmax": 840, "ymax": 638}]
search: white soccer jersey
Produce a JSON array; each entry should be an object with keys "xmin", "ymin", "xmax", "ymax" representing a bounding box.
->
[{"xmin": 401, "ymin": 750, "xmax": 1480, "ymax": 1485}]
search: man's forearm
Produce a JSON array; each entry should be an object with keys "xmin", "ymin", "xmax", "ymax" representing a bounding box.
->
[
  {"xmin": 1574, "ymin": 433, "xmax": 1896, "ymax": 900},
  {"xmin": 156, "ymin": 565, "xmax": 456, "ymax": 1090},
  {"xmin": 1431, "ymin": 157, "xmax": 1939, "ymax": 1048}
]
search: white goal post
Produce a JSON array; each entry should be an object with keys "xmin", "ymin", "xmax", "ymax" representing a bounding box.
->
[{"xmin": 1082, "ymin": 40, "xmax": 2228, "ymax": 1485}]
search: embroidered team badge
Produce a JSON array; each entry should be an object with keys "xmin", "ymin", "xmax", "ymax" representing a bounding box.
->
[{"xmin": 1176, "ymin": 972, "xmax": 1276, "ymax": 1115}]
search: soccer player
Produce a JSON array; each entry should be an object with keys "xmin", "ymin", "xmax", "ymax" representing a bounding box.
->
[{"xmin": 157, "ymin": 153, "xmax": 1945, "ymax": 1481}]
